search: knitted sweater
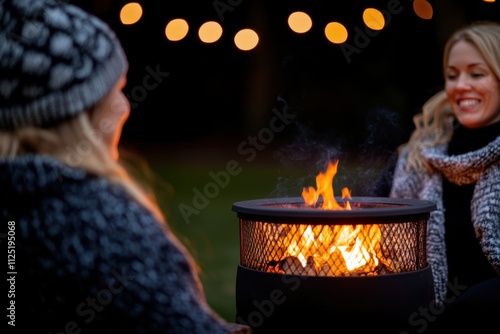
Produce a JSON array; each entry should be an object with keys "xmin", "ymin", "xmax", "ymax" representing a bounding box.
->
[
  {"xmin": 0, "ymin": 155, "xmax": 232, "ymax": 333},
  {"xmin": 390, "ymin": 133, "xmax": 500, "ymax": 305}
]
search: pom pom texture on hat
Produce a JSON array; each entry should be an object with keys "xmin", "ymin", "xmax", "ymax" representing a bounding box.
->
[{"xmin": 0, "ymin": 0, "xmax": 128, "ymax": 129}]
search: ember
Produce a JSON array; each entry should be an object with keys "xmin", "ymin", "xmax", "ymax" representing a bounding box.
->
[{"xmin": 265, "ymin": 223, "xmax": 399, "ymax": 276}]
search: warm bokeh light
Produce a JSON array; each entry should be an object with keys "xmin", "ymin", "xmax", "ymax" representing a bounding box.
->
[
  {"xmin": 234, "ymin": 29, "xmax": 259, "ymax": 51},
  {"xmin": 288, "ymin": 11, "xmax": 313, "ymax": 33},
  {"xmin": 120, "ymin": 2, "xmax": 143, "ymax": 25},
  {"xmin": 324, "ymin": 22, "xmax": 348, "ymax": 44},
  {"xmin": 362, "ymin": 8, "xmax": 385, "ymax": 30},
  {"xmin": 198, "ymin": 21, "xmax": 223, "ymax": 43},
  {"xmin": 413, "ymin": 0, "xmax": 433, "ymax": 19},
  {"xmin": 165, "ymin": 18, "xmax": 189, "ymax": 41},
  {"xmin": 483, "ymin": 0, "xmax": 495, "ymax": 2}
]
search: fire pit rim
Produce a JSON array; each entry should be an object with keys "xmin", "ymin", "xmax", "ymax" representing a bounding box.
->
[{"xmin": 232, "ymin": 196, "xmax": 437, "ymax": 220}]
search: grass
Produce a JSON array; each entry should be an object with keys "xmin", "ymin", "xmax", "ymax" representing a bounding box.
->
[
  {"xmin": 122, "ymin": 140, "xmax": 385, "ymax": 323},
  {"xmin": 148, "ymin": 156, "xmax": 289, "ymax": 322}
]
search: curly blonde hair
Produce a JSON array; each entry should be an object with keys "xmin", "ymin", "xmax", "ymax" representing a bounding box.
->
[{"xmin": 402, "ymin": 21, "xmax": 500, "ymax": 173}]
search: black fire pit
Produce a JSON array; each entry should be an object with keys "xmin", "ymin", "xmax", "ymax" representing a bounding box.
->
[{"xmin": 232, "ymin": 196, "xmax": 437, "ymax": 333}]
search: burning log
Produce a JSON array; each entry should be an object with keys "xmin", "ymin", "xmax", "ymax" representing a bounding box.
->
[
  {"xmin": 267, "ymin": 249, "xmax": 402, "ymax": 276},
  {"xmin": 279, "ymin": 256, "xmax": 303, "ymax": 274},
  {"xmin": 266, "ymin": 222, "xmax": 403, "ymax": 277},
  {"xmin": 269, "ymin": 257, "xmax": 372, "ymax": 276},
  {"xmin": 318, "ymin": 261, "xmax": 347, "ymax": 276}
]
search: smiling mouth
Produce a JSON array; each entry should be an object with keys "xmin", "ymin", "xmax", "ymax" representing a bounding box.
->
[{"xmin": 458, "ymin": 99, "xmax": 480, "ymax": 109}]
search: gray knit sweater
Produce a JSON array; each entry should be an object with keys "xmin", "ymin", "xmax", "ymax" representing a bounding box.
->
[
  {"xmin": 0, "ymin": 155, "xmax": 232, "ymax": 333},
  {"xmin": 390, "ymin": 135, "xmax": 500, "ymax": 305}
]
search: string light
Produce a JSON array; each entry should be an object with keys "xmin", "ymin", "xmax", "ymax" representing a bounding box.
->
[
  {"xmin": 117, "ymin": 1, "xmax": 500, "ymax": 50},
  {"xmin": 165, "ymin": 18, "xmax": 189, "ymax": 41},
  {"xmin": 362, "ymin": 8, "xmax": 385, "ymax": 30},
  {"xmin": 288, "ymin": 11, "xmax": 313, "ymax": 34},
  {"xmin": 413, "ymin": 0, "xmax": 433, "ymax": 20},
  {"xmin": 324, "ymin": 22, "xmax": 348, "ymax": 44},
  {"xmin": 120, "ymin": 2, "xmax": 142, "ymax": 25},
  {"xmin": 234, "ymin": 29, "xmax": 259, "ymax": 51},
  {"xmin": 199, "ymin": 21, "xmax": 223, "ymax": 43}
]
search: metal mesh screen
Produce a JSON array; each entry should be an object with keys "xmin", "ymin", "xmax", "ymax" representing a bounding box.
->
[{"xmin": 240, "ymin": 218, "xmax": 427, "ymax": 276}]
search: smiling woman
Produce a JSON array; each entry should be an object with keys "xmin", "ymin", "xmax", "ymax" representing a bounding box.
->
[{"xmin": 369, "ymin": 21, "xmax": 500, "ymax": 332}]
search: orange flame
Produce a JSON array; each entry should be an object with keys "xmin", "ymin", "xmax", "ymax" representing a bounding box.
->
[
  {"xmin": 302, "ymin": 160, "xmax": 351, "ymax": 210},
  {"xmin": 270, "ymin": 159, "xmax": 389, "ymax": 276},
  {"xmin": 279, "ymin": 223, "xmax": 385, "ymax": 274}
]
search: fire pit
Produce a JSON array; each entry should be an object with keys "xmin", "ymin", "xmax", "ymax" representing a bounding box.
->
[{"xmin": 232, "ymin": 196, "xmax": 437, "ymax": 333}]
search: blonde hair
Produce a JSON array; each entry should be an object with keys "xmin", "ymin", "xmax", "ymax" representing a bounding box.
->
[
  {"xmin": 0, "ymin": 112, "xmax": 165, "ymax": 222},
  {"xmin": 403, "ymin": 21, "xmax": 500, "ymax": 173}
]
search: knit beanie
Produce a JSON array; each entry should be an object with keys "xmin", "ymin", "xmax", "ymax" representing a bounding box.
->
[{"xmin": 0, "ymin": 0, "xmax": 128, "ymax": 129}]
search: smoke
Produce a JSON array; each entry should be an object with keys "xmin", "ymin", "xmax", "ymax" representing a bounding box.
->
[
  {"xmin": 271, "ymin": 101, "xmax": 347, "ymax": 198},
  {"xmin": 269, "ymin": 97, "xmax": 409, "ymax": 198},
  {"xmin": 360, "ymin": 107, "xmax": 405, "ymax": 156},
  {"xmin": 350, "ymin": 107, "xmax": 406, "ymax": 195}
]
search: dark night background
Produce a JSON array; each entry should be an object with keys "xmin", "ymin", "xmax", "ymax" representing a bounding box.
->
[{"xmin": 69, "ymin": 0, "xmax": 500, "ymax": 157}]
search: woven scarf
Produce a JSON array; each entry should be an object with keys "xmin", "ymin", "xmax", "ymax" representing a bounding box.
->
[{"xmin": 390, "ymin": 135, "xmax": 500, "ymax": 305}]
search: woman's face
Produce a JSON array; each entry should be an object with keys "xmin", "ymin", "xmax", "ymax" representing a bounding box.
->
[
  {"xmin": 445, "ymin": 40, "xmax": 500, "ymax": 129},
  {"xmin": 90, "ymin": 76, "xmax": 130, "ymax": 160}
]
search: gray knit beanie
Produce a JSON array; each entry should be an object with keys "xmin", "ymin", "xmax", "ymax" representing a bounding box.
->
[{"xmin": 0, "ymin": 0, "xmax": 128, "ymax": 129}]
